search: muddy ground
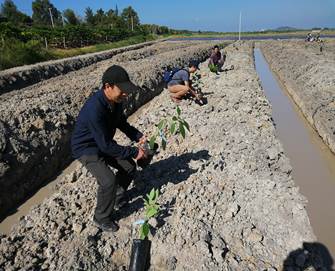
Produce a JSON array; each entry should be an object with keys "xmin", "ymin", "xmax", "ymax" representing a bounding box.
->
[
  {"xmin": 0, "ymin": 41, "xmax": 327, "ymax": 270},
  {"xmin": 0, "ymin": 41, "xmax": 217, "ymax": 219},
  {"xmin": 260, "ymin": 40, "xmax": 335, "ymax": 154}
]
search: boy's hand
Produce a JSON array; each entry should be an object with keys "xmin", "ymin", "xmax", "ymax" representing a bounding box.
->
[
  {"xmin": 138, "ymin": 135, "xmax": 147, "ymax": 145},
  {"xmin": 135, "ymin": 147, "xmax": 146, "ymax": 160}
]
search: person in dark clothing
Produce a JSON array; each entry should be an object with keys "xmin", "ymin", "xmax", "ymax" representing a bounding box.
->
[
  {"xmin": 167, "ymin": 60, "xmax": 201, "ymax": 103},
  {"xmin": 208, "ymin": 45, "xmax": 226, "ymax": 72},
  {"xmin": 71, "ymin": 65, "xmax": 146, "ymax": 232}
]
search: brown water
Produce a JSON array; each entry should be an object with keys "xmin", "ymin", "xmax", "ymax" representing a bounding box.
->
[
  {"xmin": 254, "ymin": 48, "xmax": 335, "ymax": 258},
  {"xmin": 0, "ymin": 161, "xmax": 78, "ymax": 234}
]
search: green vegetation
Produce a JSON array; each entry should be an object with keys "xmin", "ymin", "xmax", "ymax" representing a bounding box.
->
[
  {"xmin": 0, "ymin": 0, "xmax": 179, "ymax": 70},
  {"xmin": 139, "ymin": 188, "xmax": 160, "ymax": 240},
  {"xmin": 48, "ymin": 34, "xmax": 157, "ymax": 59},
  {"xmin": 208, "ymin": 64, "xmax": 219, "ymax": 73},
  {"xmin": 0, "ymin": 38, "xmax": 51, "ymax": 70},
  {"xmin": 149, "ymin": 106, "xmax": 190, "ymax": 151}
]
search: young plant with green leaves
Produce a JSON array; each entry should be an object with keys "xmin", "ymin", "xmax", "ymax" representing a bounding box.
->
[
  {"xmin": 208, "ymin": 63, "xmax": 219, "ymax": 73},
  {"xmin": 148, "ymin": 106, "xmax": 190, "ymax": 151},
  {"xmin": 192, "ymin": 72, "xmax": 204, "ymax": 89},
  {"xmin": 139, "ymin": 188, "xmax": 160, "ymax": 240}
]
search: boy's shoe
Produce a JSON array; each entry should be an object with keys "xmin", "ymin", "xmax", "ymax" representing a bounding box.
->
[
  {"xmin": 115, "ymin": 194, "xmax": 129, "ymax": 210},
  {"xmin": 93, "ymin": 217, "xmax": 119, "ymax": 232}
]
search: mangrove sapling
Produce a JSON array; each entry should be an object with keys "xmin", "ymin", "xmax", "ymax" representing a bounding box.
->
[
  {"xmin": 208, "ymin": 63, "xmax": 219, "ymax": 73},
  {"xmin": 148, "ymin": 106, "xmax": 190, "ymax": 151},
  {"xmin": 191, "ymin": 72, "xmax": 204, "ymax": 92},
  {"xmin": 128, "ymin": 189, "xmax": 160, "ymax": 271},
  {"xmin": 191, "ymin": 72, "xmax": 205, "ymax": 102},
  {"xmin": 139, "ymin": 188, "xmax": 160, "ymax": 240}
]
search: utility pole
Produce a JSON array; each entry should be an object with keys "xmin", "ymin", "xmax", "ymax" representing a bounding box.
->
[
  {"xmin": 131, "ymin": 16, "xmax": 134, "ymax": 31},
  {"xmin": 238, "ymin": 11, "xmax": 242, "ymax": 41},
  {"xmin": 49, "ymin": 7, "xmax": 55, "ymax": 28}
]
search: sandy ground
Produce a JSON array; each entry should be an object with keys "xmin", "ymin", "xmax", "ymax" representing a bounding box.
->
[{"xmin": 0, "ymin": 42, "xmax": 324, "ymax": 270}]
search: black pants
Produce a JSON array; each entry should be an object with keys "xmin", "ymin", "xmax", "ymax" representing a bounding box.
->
[{"xmin": 79, "ymin": 154, "xmax": 136, "ymax": 223}]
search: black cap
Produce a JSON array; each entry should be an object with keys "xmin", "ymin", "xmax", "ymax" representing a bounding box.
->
[
  {"xmin": 189, "ymin": 60, "xmax": 200, "ymax": 70},
  {"xmin": 102, "ymin": 65, "xmax": 138, "ymax": 94}
]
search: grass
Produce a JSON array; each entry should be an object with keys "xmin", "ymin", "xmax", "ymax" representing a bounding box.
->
[
  {"xmin": 0, "ymin": 34, "xmax": 160, "ymax": 70},
  {"xmin": 0, "ymin": 38, "xmax": 52, "ymax": 70},
  {"xmin": 49, "ymin": 34, "xmax": 158, "ymax": 59}
]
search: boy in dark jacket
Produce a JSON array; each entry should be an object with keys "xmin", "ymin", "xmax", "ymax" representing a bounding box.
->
[{"xmin": 71, "ymin": 65, "xmax": 146, "ymax": 232}]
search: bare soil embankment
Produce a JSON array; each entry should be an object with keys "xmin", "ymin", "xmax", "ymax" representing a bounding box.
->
[
  {"xmin": 260, "ymin": 40, "xmax": 335, "ymax": 154},
  {"xmin": 0, "ymin": 41, "xmax": 216, "ymax": 219},
  {"xmin": 0, "ymin": 40, "xmax": 163, "ymax": 94},
  {"xmin": 0, "ymin": 42, "xmax": 324, "ymax": 270}
]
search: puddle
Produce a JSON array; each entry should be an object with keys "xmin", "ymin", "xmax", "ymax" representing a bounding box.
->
[
  {"xmin": 254, "ymin": 48, "xmax": 335, "ymax": 258},
  {"xmin": 0, "ymin": 161, "xmax": 78, "ymax": 234}
]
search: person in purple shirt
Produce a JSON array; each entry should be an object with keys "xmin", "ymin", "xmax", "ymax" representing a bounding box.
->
[
  {"xmin": 71, "ymin": 65, "xmax": 146, "ymax": 232},
  {"xmin": 208, "ymin": 45, "xmax": 226, "ymax": 71}
]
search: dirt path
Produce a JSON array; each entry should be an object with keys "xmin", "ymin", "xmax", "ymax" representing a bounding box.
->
[
  {"xmin": 260, "ymin": 40, "xmax": 335, "ymax": 154},
  {"xmin": 0, "ymin": 42, "xmax": 323, "ymax": 270}
]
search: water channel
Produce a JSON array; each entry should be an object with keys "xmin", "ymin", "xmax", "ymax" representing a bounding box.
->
[{"xmin": 254, "ymin": 48, "xmax": 335, "ymax": 258}]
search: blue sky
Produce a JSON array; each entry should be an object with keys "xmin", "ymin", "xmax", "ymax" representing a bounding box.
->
[{"xmin": 1, "ymin": 0, "xmax": 334, "ymax": 31}]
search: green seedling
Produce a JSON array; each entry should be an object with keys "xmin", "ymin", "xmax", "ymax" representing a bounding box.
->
[
  {"xmin": 208, "ymin": 63, "xmax": 219, "ymax": 73},
  {"xmin": 192, "ymin": 72, "xmax": 204, "ymax": 89},
  {"xmin": 148, "ymin": 106, "xmax": 190, "ymax": 151},
  {"xmin": 139, "ymin": 188, "xmax": 160, "ymax": 240}
]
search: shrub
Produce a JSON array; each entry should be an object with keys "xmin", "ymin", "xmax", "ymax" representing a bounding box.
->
[{"xmin": 0, "ymin": 38, "xmax": 51, "ymax": 70}]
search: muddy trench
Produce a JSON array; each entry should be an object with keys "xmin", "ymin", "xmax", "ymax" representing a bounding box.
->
[{"xmin": 255, "ymin": 47, "xmax": 335, "ymax": 258}]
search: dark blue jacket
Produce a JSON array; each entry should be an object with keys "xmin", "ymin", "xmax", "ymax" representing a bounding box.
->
[{"xmin": 71, "ymin": 89, "xmax": 142, "ymax": 159}]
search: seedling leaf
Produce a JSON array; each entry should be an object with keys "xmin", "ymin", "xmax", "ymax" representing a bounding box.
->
[
  {"xmin": 161, "ymin": 138, "xmax": 167, "ymax": 150},
  {"xmin": 157, "ymin": 119, "xmax": 166, "ymax": 130},
  {"xmin": 146, "ymin": 207, "xmax": 158, "ymax": 218},
  {"xmin": 182, "ymin": 120, "xmax": 190, "ymax": 131},
  {"xmin": 176, "ymin": 106, "xmax": 181, "ymax": 116},
  {"xmin": 139, "ymin": 222, "xmax": 150, "ymax": 240},
  {"xmin": 179, "ymin": 122, "xmax": 186, "ymax": 138},
  {"xmin": 170, "ymin": 122, "xmax": 176, "ymax": 135},
  {"xmin": 149, "ymin": 136, "xmax": 156, "ymax": 150},
  {"xmin": 148, "ymin": 188, "xmax": 155, "ymax": 201}
]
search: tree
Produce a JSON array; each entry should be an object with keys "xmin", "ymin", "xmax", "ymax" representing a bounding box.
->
[
  {"xmin": 1, "ymin": 0, "xmax": 32, "ymax": 24},
  {"xmin": 63, "ymin": 9, "xmax": 79, "ymax": 25},
  {"xmin": 115, "ymin": 4, "xmax": 119, "ymax": 16},
  {"xmin": 121, "ymin": 6, "xmax": 140, "ymax": 30},
  {"xmin": 106, "ymin": 9, "xmax": 114, "ymax": 17},
  {"xmin": 85, "ymin": 7, "xmax": 95, "ymax": 25},
  {"xmin": 104, "ymin": 9, "xmax": 117, "ymax": 29},
  {"xmin": 32, "ymin": 0, "xmax": 62, "ymax": 27},
  {"xmin": 94, "ymin": 8, "xmax": 105, "ymax": 25}
]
